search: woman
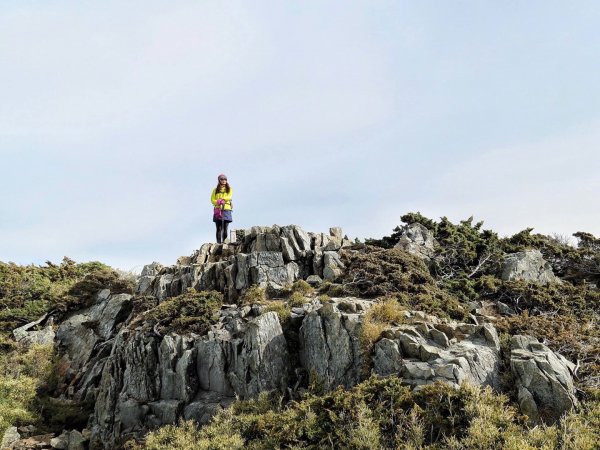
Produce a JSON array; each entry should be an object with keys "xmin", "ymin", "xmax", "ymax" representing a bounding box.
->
[{"xmin": 211, "ymin": 173, "xmax": 233, "ymax": 244}]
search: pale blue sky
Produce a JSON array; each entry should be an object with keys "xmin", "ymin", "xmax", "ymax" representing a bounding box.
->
[{"xmin": 1, "ymin": 1, "xmax": 599, "ymax": 271}]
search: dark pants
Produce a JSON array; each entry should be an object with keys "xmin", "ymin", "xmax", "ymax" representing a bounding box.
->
[{"xmin": 215, "ymin": 220, "xmax": 229, "ymax": 244}]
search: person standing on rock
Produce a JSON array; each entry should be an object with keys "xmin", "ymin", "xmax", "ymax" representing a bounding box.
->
[{"xmin": 211, "ymin": 173, "xmax": 233, "ymax": 243}]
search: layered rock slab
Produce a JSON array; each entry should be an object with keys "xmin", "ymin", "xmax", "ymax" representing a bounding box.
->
[{"xmin": 510, "ymin": 335, "xmax": 577, "ymax": 424}]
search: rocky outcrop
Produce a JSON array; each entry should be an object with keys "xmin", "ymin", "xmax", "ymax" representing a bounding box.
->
[
  {"xmin": 501, "ymin": 250, "xmax": 560, "ymax": 284},
  {"xmin": 138, "ymin": 225, "xmax": 352, "ymax": 303},
  {"xmin": 510, "ymin": 335, "xmax": 577, "ymax": 424},
  {"xmin": 394, "ymin": 223, "xmax": 436, "ymax": 260},
  {"xmin": 374, "ymin": 317, "xmax": 500, "ymax": 389},
  {"xmin": 55, "ymin": 290, "xmax": 133, "ymax": 403},
  {"xmin": 89, "ymin": 309, "xmax": 290, "ymax": 449},
  {"xmin": 11, "ymin": 224, "xmax": 579, "ymax": 449},
  {"xmin": 12, "ymin": 313, "xmax": 55, "ymax": 348},
  {"xmin": 299, "ymin": 299, "xmax": 370, "ymax": 390}
]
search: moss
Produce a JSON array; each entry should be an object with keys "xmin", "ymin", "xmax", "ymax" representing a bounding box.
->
[{"xmin": 145, "ymin": 290, "xmax": 223, "ymax": 335}]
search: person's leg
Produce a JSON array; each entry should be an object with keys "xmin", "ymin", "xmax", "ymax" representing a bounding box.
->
[
  {"xmin": 222, "ymin": 221, "xmax": 230, "ymax": 243},
  {"xmin": 215, "ymin": 221, "xmax": 223, "ymax": 243}
]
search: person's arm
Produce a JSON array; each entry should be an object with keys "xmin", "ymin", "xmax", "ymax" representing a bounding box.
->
[
  {"xmin": 211, "ymin": 189, "xmax": 218, "ymax": 206},
  {"xmin": 222, "ymin": 187, "xmax": 233, "ymax": 206}
]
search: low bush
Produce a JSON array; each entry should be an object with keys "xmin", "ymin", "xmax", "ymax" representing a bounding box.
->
[
  {"xmin": 137, "ymin": 377, "xmax": 600, "ymax": 449},
  {"xmin": 240, "ymin": 285, "xmax": 266, "ymax": 305},
  {"xmin": 145, "ymin": 290, "xmax": 223, "ymax": 335},
  {"xmin": 0, "ymin": 344, "xmax": 54, "ymax": 437}
]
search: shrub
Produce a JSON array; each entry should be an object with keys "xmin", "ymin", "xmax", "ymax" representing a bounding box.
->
[
  {"xmin": 0, "ymin": 344, "xmax": 53, "ymax": 437},
  {"xmin": 139, "ymin": 377, "xmax": 600, "ymax": 449},
  {"xmin": 0, "ymin": 258, "xmax": 132, "ymax": 335},
  {"xmin": 240, "ymin": 285, "xmax": 266, "ymax": 305},
  {"xmin": 145, "ymin": 290, "xmax": 223, "ymax": 335},
  {"xmin": 263, "ymin": 301, "xmax": 291, "ymax": 324},
  {"xmin": 361, "ymin": 297, "xmax": 406, "ymax": 348},
  {"xmin": 287, "ymin": 291, "xmax": 306, "ymax": 307},
  {"xmin": 339, "ymin": 246, "xmax": 466, "ymax": 320}
]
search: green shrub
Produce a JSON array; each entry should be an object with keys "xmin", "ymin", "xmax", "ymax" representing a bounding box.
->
[
  {"xmin": 0, "ymin": 344, "xmax": 54, "ymax": 436},
  {"xmin": 140, "ymin": 377, "xmax": 600, "ymax": 449},
  {"xmin": 145, "ymin": 290, "xmax": 223, "ymax": 335},
  {"xmin": 287, "ymin": 291, "xmax": 306, "ymax": 307},
  {"xmin": 240, "ymin": 285, "xmax": 266, "ymax": 305},
  {"xmin": 0, "ymin": 258, "xmax": 132, "ymax": 335},
  {"xmin": 263, "ymin": 301, "xmax": 291, "ymax": 324}
]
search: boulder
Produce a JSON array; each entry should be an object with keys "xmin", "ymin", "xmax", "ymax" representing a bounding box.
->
[
  {"xmin": 510, "ymin": 335, "xmax": 577, "ymax": 424},
  {"xmin": 373, "ymin": 321, "xmax": 500, "ymax": 389},
  {"xmin": 394, "ymin": 223, "xmax": 436, "ymax": 260},
  {"xmin": 299, "ymin": 299, "xmax": 368, "ymax": 390},
  {"xmin": 501, "ymin": 250, "xmax": 560, "ymax": 284},
  {"xmin": 322, "ymin": 251, "xmax": 345, "ymax": 281}
]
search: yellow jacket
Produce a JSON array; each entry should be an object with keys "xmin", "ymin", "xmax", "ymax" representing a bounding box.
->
[{"xmin": 211, "ymin": 187, "xmax": 233, "ymax": 210}]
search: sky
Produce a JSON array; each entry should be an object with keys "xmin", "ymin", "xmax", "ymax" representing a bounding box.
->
[{"xmin": 1, "ymin": 1, "xmax": 599, "ymax": 272}]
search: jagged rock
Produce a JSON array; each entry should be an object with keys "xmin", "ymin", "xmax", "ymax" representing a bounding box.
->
[
  {"xmin": 139, "ymin": 224, "xmax": 353, "ymax": 303},
  {"xmin": 12, "ymin": 434, "xmax": 53, "ymax": 450},
  {"xmin": 228, "ymin": 312, "xmax": 290, "ymax": 396},
  {"xmin": 56, "ymin": 291, "xmax": 132, "ymax": 372},
  {"xmin": 246, "ymin": 251, "xmax": 299, "ymax": 293},
  {"xmin": 501, "ymin": 250, "xmax": 560, "ymax": 284},
  {"xmin": 394, "ymin": 223, "xmax": 436, "ymax": 260},
  {"xmin": 322, "ymin": 251, "xmax": 345, "ymax": 281},
  {"xmin": 374, "ymin": 321, "xmax": 500, "ymax": 389},
  {"xmin": 1, "ymin": 427, "xmax": 20, "ymax": 449},
  {"xmin": 510, "ymin": 335, "xmax": 577, "ymax": 423},
  {"xmin": 90, "ymin": 310, "xmax": 290, "ymax": 449},
  {"xmin": 13, "ymin": 319, "xmax": 55, "ymax": 348},
  {"xmin": 136, "ymin": 262, "xmax": 163, "ymax": 295},
  {"xmin": 158, "ymin": 335, "xmax": 197, "ymax": 402},
  {"xmin": 13, "ymin": 313, "xmax": 55, "ymax": 348},
  {"xmin": 299, "ymin": 299, "xmax": 368, "ymax": 390}
]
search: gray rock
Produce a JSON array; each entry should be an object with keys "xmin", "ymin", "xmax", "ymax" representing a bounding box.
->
[
  {"xmin": 306, "ymin": 275, "xmax": 323, "ymax": 287},
  {"xmin": 394, "ymin": 223, "xmax": 436, "ymax": 260},
  {"xmin": 228, "ymin": 312, "xmax": 290, "ymax": 397},
  {"xmin": 501, "ymin": 250, "xmax": 560, "ymax": 284},
  {"xmin": 148, "ymin": 400, "xmax": 184, "ymax": 425},
  {"xmin": 57, "ymin": 292, "xmax": 132, "ymax": 372},
  {"xmin": 1, "ymin": 427, "xmax": 20, "ymax": 449},
  {"xmin": 196, "ymin": 337, "xmax": 234, "ymax": 395},
  {"xmin": 510, "ymin": 335, "xmax": 577, "ymax": 423},
  {"xmin": 50, "ymin": 431, "xmax": 69, "ymax": 449},
  {"xmin": 14, "ymin": 325, "xmax": 55, "ymax": 348},
  {"xmin": 183, "ymin": 391, "xmax": 235, "ymax": 425},
  {"xmin": 323, "ymin": 251, "xmax": 345, "ymax": 281},
  {"xmin": 374, "ymin": 321, "xmax": 500, "ymax": 389},
  {"xmin": 299, "ymin": 302, "xmax": 364, "ymax": 390},
  {"xmin": 67, "ymin": 430, "xmax": 87, "ymax": 450}
]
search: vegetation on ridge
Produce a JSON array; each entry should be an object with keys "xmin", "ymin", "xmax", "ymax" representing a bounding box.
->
[{"xmin": 131, "ymin": 376, "xmax": 600, "ymax": 450}]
